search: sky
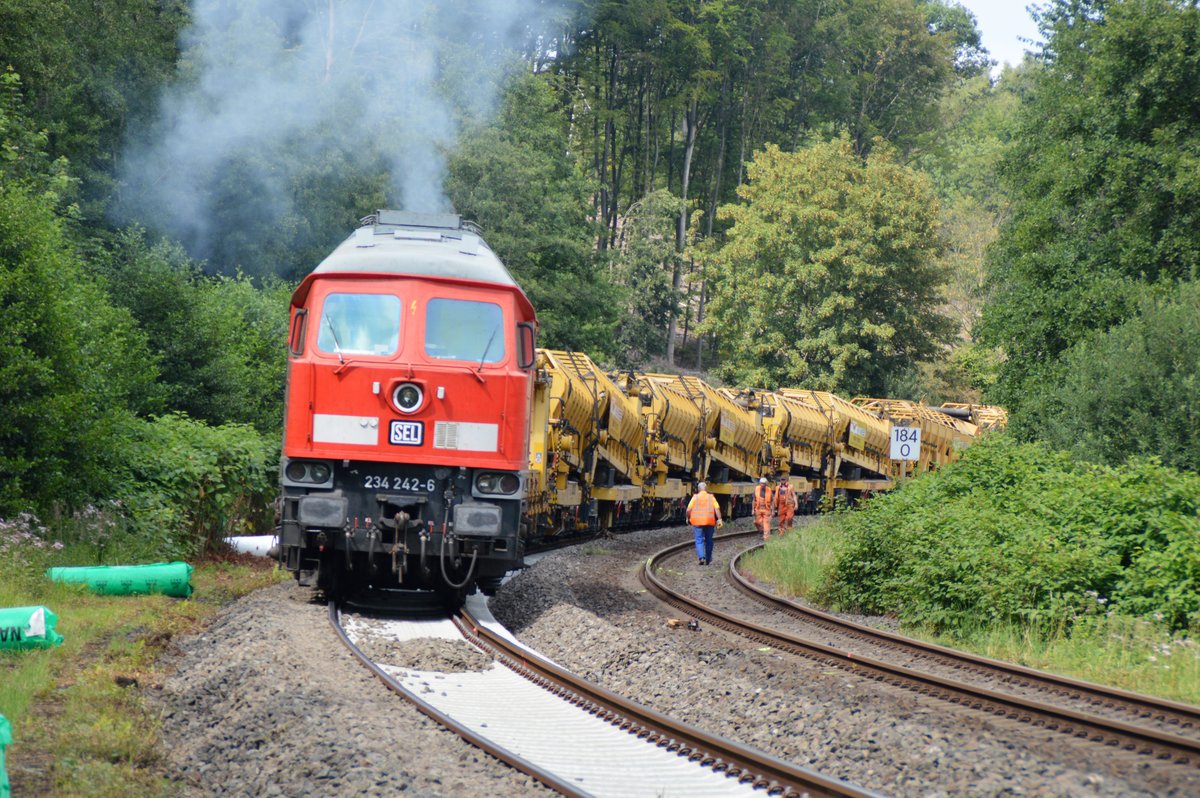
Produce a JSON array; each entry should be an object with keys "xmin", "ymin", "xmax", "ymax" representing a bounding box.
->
[{"xmin": 955, "ymin": 0, "xmax": 1044, "ymax": 72}]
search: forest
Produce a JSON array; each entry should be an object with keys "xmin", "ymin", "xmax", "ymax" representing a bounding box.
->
[{"xmin": 0, "ymin": 0, "xmax": 1197, "ymax": 570}]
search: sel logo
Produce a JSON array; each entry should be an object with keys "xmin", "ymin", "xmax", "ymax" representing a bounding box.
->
[{"xmin": 390, "ymin": 420, "xmax": 424, "ymax": 446}]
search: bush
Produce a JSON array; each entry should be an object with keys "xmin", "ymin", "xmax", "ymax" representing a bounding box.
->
[
  {"xmin": 98, "ymin": 231, "xmax": 293, "ymax": 434},
  {"xmin": 1026, "ymin": 282, "xmax": 1200, "ymax": 472},
  {"xmin": 115, "ymin": 414, "xmax": 277, "ymax": 557},
  {"xmin": 0, "ymin": 182, "xmax": 158, "ymax": 516},
  {"xmin": 822, "ymin": 435, "xmax": 1200, "ymax": 633}
]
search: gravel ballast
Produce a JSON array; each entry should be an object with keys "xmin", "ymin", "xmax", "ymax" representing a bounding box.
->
[
  {"xmin": 154, "ymin": 526, "xmax": 1200, "ymax": 797},
  {"xmin": 491, "ymin": 524, "xmax": 1200, "ymax": 798},
  {"xmin": 152, "ymin": 581, "xmax": 551, "ymax": 797}
]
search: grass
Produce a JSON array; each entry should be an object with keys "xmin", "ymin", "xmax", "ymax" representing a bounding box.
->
[
  {"xmin": 924, "ymin": 614, "xmax": 1200, "ymax": 704},
  {"xmin": 741, "ymin": 516, "xmax": 1200, "ymax": 706},
  {"xmin": 740, "ymin": 516, "xmax": 845, "ymax": 597},
  {"xmin": 0, "ymin": 550, "xmax": 284, "ymax": 797}
]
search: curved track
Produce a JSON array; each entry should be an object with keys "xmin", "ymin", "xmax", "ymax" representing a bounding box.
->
[
  {"xmin": 641, "ymin": 532, "xmax": 1200, "ymax": 770},
  {"xmin": 328, "ymin": 601, "xmax": 587, "ymax": 796},
  {"xmin": 330, "ymin": 596, "xmax": 882, "ymax": 798}
]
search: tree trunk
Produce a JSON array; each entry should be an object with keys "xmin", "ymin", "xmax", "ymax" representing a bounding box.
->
[
  {"xmin": 706, "ymin": 77, "xmax": 730, "ymax": 238},
  {"xmin": 681, "ymin": 283, "xmax": 690, "ymax": 352},
  {"xmin": 592, "ymin": 37, "xmax": 604, "ymax": 248},
  {"xmin": 667, "ymin": 107, "xmax": 677, "ymax": 196},
  {"xmin": 666, "ymin": 99, "xmax": 699, "ymax": 365},
  {"xmin": 633, "ymin": 73, "xmax": 645, "ymax": 197},
  {"xmin": 602, "ymin": 46, "xmax": 619, "ymax": 248},
  {"xmin": 650, "ymin": 99, "xmax": 660, "ymax": 192},
  {"xmin": 737, "ymin": 77, "xmax": 751, "ymax": 188}
]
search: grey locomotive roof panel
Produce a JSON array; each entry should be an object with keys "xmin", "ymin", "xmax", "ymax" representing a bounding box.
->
[{"xmin": 313, "ymin": 215, "xmax": 518, "ymax": 287}]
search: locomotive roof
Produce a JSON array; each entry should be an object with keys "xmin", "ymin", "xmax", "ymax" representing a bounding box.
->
[
  {"xmin": 291, "ymin": 211, "xmax": 532, "ymax": 315},
  {"xmin": 315, "ymin": 213, "xmax": 517, "ymax": 286}
]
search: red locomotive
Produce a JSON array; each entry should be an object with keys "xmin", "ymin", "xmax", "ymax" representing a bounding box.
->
[{"xmin": 277, "ymin": 211, "xmax": 537, "ymax": 600}]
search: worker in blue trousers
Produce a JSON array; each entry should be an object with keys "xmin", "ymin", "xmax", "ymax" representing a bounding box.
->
[{"xmin": 686, "ymin": 481, "xmax": 724, "ymax": 565}]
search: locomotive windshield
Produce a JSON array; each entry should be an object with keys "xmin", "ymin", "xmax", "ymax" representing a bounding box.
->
[
  {"xmin": 425, "ymin": 298, "xmax": 506, "ymax": 363},
  {"xmin": 316, "ymin": 293, "xmax": 401, "ymax": 356}
]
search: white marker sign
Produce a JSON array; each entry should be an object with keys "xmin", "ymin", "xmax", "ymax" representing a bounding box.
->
[{"xmin": 890, "ymin": 425, "xmax": 921, "ymax": 461}]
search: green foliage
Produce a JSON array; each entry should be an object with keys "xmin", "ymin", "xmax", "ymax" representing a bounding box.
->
[
  {"xmin": 151, "ymin": 139, "xmax": 389, "ymax": 282},
  {"xmin": 1027, "ymin": 282, "xmax": 1200, "ymax": 472},
  {"xmin": 0, "ymin": 69, "xmax": 75, "ymax": 198},
  {"xmin": 0, "ymin": 0, "xmax": 187, "ymax": 219},
  {"xmin": 556, "ymin": 0, "xmax": 977, "ymax": 280},
  {"xmin": 811, "ymin": 0, "xmax": 961, "ymax": 153},
  {"xmin": 116, "ymin": 414, "xmax": 276, "ymax": 557},
  {"xmin": 0, "ymin": 30, "xmax": 281, "ymax": 558},
  {"xmin": 918, "ymin": 0, "xmax": 990, "ymax": 78},
  {"xmin": 917, "ymin": 68, "xmax": 1027, "ymax": 213},
  {"xmin": 880, "ymin": 342, "xmax": 999, "ymax": 405},
  {"xmin": 446, "ymin": 73, "xmax": 618, "ymax": 354},
  {"xmin": 823, "ymin": 435, "xmax": 1200, "ymax": 632},
  {"xmin": 917, "ymin": 68, "xmax": 1028, "ymax": 337},
  {"xmin": 0, "ymin": 155, "xmax": 157, "ymax": 514},
  {"xmin": 610, "ymin": 189, "xmax": 687, "ymax": 365},
  {"xmin": 97, "ymin": 230, "xmax": 292, "ymax": 434},
  {"xmin": 701, "ymin": 136, "xmax": 953, "ymax": 394},
  {"xmin": 903, "ymin": 66, "xmax": 1031, "ymax": 400},
  {"xmin": 979, "ymin": 0, "xmax": 1200, "ymax": 419}
]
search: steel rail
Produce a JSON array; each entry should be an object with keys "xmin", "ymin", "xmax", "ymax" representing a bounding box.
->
[
  {"xmin": 456, "ymin": 606, "xmax": 882, "ymax": 798},
  {"xmin": 641, "ymin": 534, "xmax": 1200, "ymax": 768},
  {"xmin": 327, "ymin": 601, "xmax": 592, "ymax": 798},
  {"xmin": 727, "ymin": 541, "xmax": 1200, "ymax": 736}
]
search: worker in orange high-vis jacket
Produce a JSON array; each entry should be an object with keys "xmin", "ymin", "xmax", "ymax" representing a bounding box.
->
[
  {"xmin": 687, "ymin": 481, "xmax": 723, "ymax": 565},
  {"xmin": 775, "ymin": 477, "xmax": 798, "ymax": 532},
  {"xmin": 753, "ymin": 477, "xmax": 774, "ymax": 541}
]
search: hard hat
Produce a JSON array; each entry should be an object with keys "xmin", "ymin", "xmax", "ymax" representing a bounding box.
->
[
  {"xmin": 697, "ymin": 481, "xmax": 707, "ymax": 491},
  {"xmin": 759, "ymin": 477, "xmax": 768, "ymax": 484}
]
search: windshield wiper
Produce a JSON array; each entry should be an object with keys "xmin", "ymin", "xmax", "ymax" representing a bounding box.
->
[
  {"xmin": 323, "ymin": 314, "xmax": 345, "ymax": 365},
  {"xmin": 474, "ymin": 325, "xmax": 500, "ymax": 383},
  {"xmin": 478, "ymin": 325, "xmax": 500, "ymax": 368}
]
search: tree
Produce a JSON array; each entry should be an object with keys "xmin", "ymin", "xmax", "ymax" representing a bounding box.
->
[
  {"xmin": 610, "ymin": 189, "xmax": 687, "ymax": 365},
  {"xmin": 700, "ymin": 137, "xmax": 952, "ymax": 394},
  {"xmin": 0, "ymin": 79, "xmax": 158, "ymax": 512},
  {"xmin": 446, "ymin": 73, "xmax": 618, "ymax": 354},
  {"xmin": 890, "ymin": 65, "xmax": 1032, "ymax": 399},
  {"xmin": 978, "ymin": 0, "xmax": 1200, "ymax": 417},
  {"xmin": 97, "ymin": 230, "xmax": 292, "ymax": 434},
  {"xmin": 807, "ymin": 0, "xmax": 963, "ymax": 153},
  {"xmin": 1028, "ymin": 283, "xmax": 1200, "ymax": 472},
  {"xmin": 0, "ymin": 0, "xmax": 187, "ymax": 219},
  {"xmin": 918, "ymin": 0, "xmax": 991, "ymax": 78}
]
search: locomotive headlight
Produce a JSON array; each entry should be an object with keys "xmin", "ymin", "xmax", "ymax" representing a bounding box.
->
[
  {"xmin": 392, "ymin": 383, "xmax": 424, "ymax": 414},
  {"xmin": 283, "ymin": 459, "xmax": 334, "ymax": 486},
  {"xmin": 474, "ymin": 471, "xmax": 521, "ymax": 496}
]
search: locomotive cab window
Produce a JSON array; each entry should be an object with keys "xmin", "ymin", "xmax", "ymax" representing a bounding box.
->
[
  {"xmin": 288, "ymin": 309, "xmax": 308, "ymax": 356},
  {"xmin": 517, "ymin": 322, "xmax": 536, "ymax": 369},
  {"xmin": 316, "ymin": 293, "xmax": 401, "ymax": 356},
  {"xmin": 425, "ymin": 298, "xmax": 506, "ymax": 363}
]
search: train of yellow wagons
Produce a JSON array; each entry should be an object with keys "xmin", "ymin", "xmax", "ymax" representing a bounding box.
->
[{"xmin": 526, "ymin": 349, "xmax": 1005, "ymax": 537}]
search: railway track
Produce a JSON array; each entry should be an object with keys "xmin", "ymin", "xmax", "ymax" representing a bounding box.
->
[
  {"xmin": 640, "ymin": 532, "xmax": 1200, "ymax": 771},
  {"xmin": 329, "ymin": 593, "xmax": 881, "ymax": 798}
]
